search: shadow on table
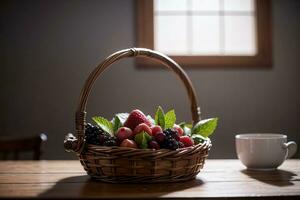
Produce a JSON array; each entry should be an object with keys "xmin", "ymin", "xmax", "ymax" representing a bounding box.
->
[
  {"xmin": 39, "ymin": 175, "xmax": 204, "ymax": 198},
  {"xmin": 241, "ymin": 169, "xmax": 298, "ymax": 187}
]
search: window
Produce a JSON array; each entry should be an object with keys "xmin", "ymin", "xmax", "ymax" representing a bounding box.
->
[{"xmin": 137, "ymin": 0, "xmax": 272, "ymax": 68}]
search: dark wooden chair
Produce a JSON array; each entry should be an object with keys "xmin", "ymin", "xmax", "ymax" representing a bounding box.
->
[{"xmin": 0, "ymin": 133, "xmax": 47, "ymax": 160}]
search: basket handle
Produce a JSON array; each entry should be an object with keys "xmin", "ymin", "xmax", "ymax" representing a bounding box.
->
[{"xmin": 68, "ymin": 48, "xmax": 201, "ymax": 153}]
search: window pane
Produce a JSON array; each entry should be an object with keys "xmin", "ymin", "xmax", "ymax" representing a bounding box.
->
[
  {"xmin": 224, "ymin": 16, "xmax": 256, "ymax": 55},
  {"xmin": 192, "ymin": 16, "xmax": 220, "ymax": 55},
  {"xmin": 154, "ymin": 0, "xmax": 188, "ymax": 12},
  {"xmin": 154, "ymin": 16, "xmax": 188, "ymax": 55},
  {"xmin": 224, "ymin": 0, "xmax": 254, "ymax": 12},
  {"xmin": 191, "ymin": 0, "xmax": 220, "ymax": 11}
]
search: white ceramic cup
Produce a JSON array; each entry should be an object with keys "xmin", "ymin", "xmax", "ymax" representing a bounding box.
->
[{"xmin": 235, "ymin": 133, "xmax": 297, "ymax": 170}]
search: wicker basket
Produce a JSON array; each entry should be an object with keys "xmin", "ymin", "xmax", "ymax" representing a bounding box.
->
[{"xmin": 64, "ymin": 48, "xmax": 211, "ymax": 183}]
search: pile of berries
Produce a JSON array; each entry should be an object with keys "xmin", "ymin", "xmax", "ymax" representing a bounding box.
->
[
  {"xmin": 85, "ymin": 123, "xmax": 117, "ymax": 146},
  {"xmin": 85, "ymin": 109, "xmax": 194, "ymax": 150}
]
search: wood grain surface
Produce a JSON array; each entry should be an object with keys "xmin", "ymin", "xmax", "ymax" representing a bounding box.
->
[{"xmin": 0, "ymin": 159, "xmax": 299, "ymax": 199}]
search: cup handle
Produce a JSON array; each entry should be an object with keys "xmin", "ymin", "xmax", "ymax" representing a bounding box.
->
[{"xmin": 283, "ymin": 141, "xmax": 297, "ymax": 159}]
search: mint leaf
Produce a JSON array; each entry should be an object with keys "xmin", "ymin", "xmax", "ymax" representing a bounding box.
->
[
  {"xmin": 192, "ymin": 134, "xmax": 208, "ymax": 145},
  {"xmin": 178, "ymin": 122, "xmax": 185, "ymax": 129},
  {"xmin": 192, "ymin": 118, "xmax": 218, "ymax": 137},
  {"xmin": 179, "ymin": 122, "xmax": 192, "ymax": 129},
  {"xmin": 92, "ymin": 116, "xmax": 114, "ymax": 136},
  {"xmin": 147, "ymin": 115, "xmax": 155, "ymax": 125},
  {"xmin": 112, "ymin": 116, "xmax": 122, "ymax": 133},
  {"xmin": 165, "ymin": 109, "xmax": 176, "ymax": 129},
  {"xmin": 115, "ymin": 113, "xmax": 129, "ymax": 124},
  {"xmin": 186, "ymin": 123, "xmax": 193, "ymax": 129},
  {"xmin": 155, "ymin": 106, "xmax": 165, "ymax": 129},
  {"xmin": 134, "ymin": 131, "xmax": 152, "ymax": 149}
]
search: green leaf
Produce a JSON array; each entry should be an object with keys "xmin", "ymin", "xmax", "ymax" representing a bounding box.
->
[
  {"xmin": 179, "ymin": 122, "xmax": 192, "ymax": 129},
  {"xmin": 134, "ymin": 131, "xmax": 152, "ymax": 149},
  {"xmin": 155, "ymin": 106, "xmax": 165, "ymax": 129},
  {"xmin": 115, "ymin": 113, "xmax": 129, "ymax": 124},
  {"xmin": 178, "ymin": 122, "xmax": 186, "ymax": 129},
  {"xmin": 185, "ymin": 123, "xmax": 193, "ymax": 129},
  {"xmin": 92, "ymin": 116, "xmax": 114, "ymax": 136},
  {"xmin": 147, "ymin": 115, "xmax": 155, "ymax": 125},
  {"xmin": 165, "ymin": 109, "xmax": 176, "ymax": 129},
  {"xmin": 112, "ymin": 116, "xmax": 122, "ymax": 134},
  {"xmin": 192, "ymin": 134, "xmax": 208, "ymax": 145},
  {"xmin": 192, "ymin": 118, "xmax": 218, "ymax": 137}
]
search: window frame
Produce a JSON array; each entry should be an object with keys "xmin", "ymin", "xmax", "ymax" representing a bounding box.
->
[{"xmin": 136, "ymin": 0, "xmax": 272, "ymax": 68}]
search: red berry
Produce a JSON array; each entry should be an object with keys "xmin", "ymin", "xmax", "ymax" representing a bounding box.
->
[
  {"xmin": 151, "ymin": 125, "xmax": 163, "ymax": 136},
  {"xmin": 154, "ymin": 132, "xmax": 165, "ymax": 143},
  {"xmin": 124, "ymin": 109, "xmax": 152, "ymax": 130},
  {"xmin": 173, "ymin": 132, "xmax": 180, "ymax": 141},
  {"xmin": 116, "ymin": 127, "xmax": 133, "ymax": 141},
  {"xmin": 149, "ymin": 140, "xmax": 160, "ymax": 150},
  {"xmin": 133, "ymin": 123, "xmax": 152, "ymax": 136},
  {"xmin": 180, "ymin": 136, "xmax": 194, "ymax": 147},
  {"xmin": 120, "ymin": 139, "xmax": 138, "ymax": 148},
  {"xmin": 173, "ymin": 124, "xmax": 184, "ymax": 136},
  {"xmin": 178, "ymin": 141, "xmax": 185, "ymax": 148}
]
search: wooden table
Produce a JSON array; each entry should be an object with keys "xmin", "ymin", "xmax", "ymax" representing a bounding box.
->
[{"xmin": 0, "ymin": 160, "xmax": 299, "ymax": 199}]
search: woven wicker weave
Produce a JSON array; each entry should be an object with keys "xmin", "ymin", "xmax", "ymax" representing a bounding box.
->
[{"xmin": 64, "ymin": 48, "xmax": 211, "ymax": 183}]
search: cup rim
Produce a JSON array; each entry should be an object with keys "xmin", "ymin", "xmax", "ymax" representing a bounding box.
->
[{"xmin": 235, "ymin": 133, "xmax": 287, "ymax": 139}]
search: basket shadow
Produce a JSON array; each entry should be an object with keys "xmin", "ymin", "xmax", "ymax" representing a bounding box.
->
[
  {"xmin": 39, "ymin": 175, "xmax": 204, "ymax": 198},
  {"xmin": 241, "ymin": 169, "xmax": 298, "ymax": 187}
]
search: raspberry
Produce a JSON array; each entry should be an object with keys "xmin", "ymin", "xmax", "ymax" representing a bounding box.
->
[
  {"xmin": 124, "ymin": 109, "xmax": 152, "ymax": 130},
  {"xmin": 133, "ymin": 123, "xmax": 152, "ymax": 136},
  {"xmin": 116, "ymin": 127, "xmax": 133, "ymax": 142},
  {"xmin": 173, "ymin": 124, "xmax": 184, "ymax": 136},
  {"xmin": 120, "ymin": 139, "xmax": 138, "ymax": 148},
  {"xmin": 180, "ymin": 136, "xmax": 194, "ymax": 147},
  {"xmin": 178, "ymin": 141, "xmax": 185, "ymax": 148},
  {"xmin": 151, "ymin": 125, "xmax": 163, "ymax": 136},
  {"xmin": 149, "ymin": 140, "xmax": 160, "ymax": 150},
  {"xmin": 154, "ymin": 132, "xmax": 166, "ymax": 143}
]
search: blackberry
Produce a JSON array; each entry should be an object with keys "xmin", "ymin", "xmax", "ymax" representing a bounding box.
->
[
  {"xmin": 103, "ymin": 137, "xmax": 117, "ymax": 146},
  {"xmin": 85, "ymin": 123, "xmax": 103, "ymax": 145},
  {"xmin": 161, "ymin": 129, "xmax": 180, "ymax": 150},
  {"xmin": 165, "ymin": 138, "xmax": 179, "ymax": 150},
  {"xmin": 85, "ymin": 123, "xmax": 112, "ymax": 145},
  {"xmin": 164, "ymin": 129, "xmax": 179, "ymax": 139}
]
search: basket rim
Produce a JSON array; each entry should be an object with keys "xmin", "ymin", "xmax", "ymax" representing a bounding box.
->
[{"xmin": 83, "ymin": 138, "xmax": 211, "ymax": 153}]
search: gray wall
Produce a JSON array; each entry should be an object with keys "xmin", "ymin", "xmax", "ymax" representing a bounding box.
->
[{"xmin": 1, "ymin": 0, "xmax": 299, "ymax": 159}]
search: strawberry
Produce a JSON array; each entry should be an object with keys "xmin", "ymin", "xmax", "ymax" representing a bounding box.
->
[
  {"xmin": 180, "ymin": 136, "xmax": 194, "ymax": 147},
  {"xmin": 173, "ymin": 124, "xmax": 184, "ymax": 136},
  {"xmin": 116, "ymin": 127, "xmax": 133, "ymax": 142},
  {"xmin": 151, "ymin": 125, "xmax": 163, "ymax": 136},
  {"xmin": 120, "ymin": 139, "xmax": 138, "ymax": 148},
  {"xmin": 133, "ymin": 123, "xmax": 152, "ymax": 136},
  {"xmin": 124, "ymin": 109, "xmax": 151, "ymax": 130}
]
